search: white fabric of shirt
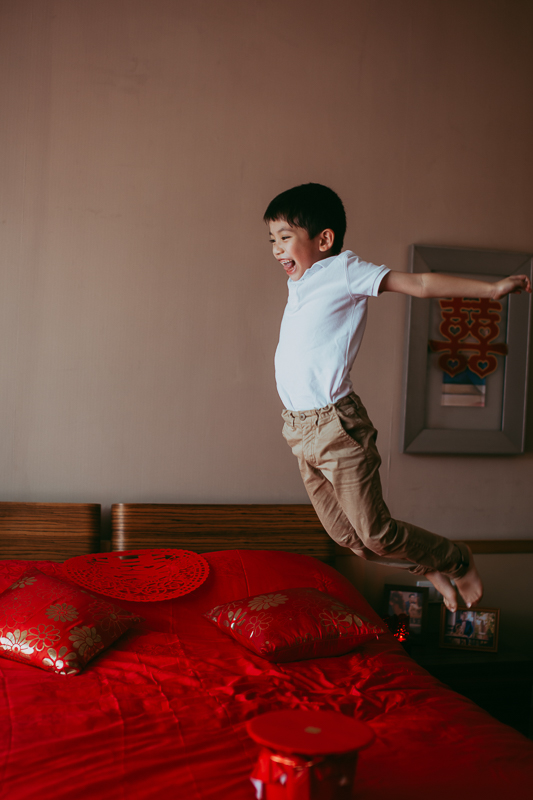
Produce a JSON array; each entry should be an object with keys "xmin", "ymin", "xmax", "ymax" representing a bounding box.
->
[{"xmin": 275, "ymin": 250, "xmax": 390, "ymax": 411}]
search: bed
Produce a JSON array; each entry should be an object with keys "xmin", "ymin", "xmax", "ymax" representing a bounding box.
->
[{"xmin": 1, "ymin": 502, "xmax": 532, "ymax": 799}]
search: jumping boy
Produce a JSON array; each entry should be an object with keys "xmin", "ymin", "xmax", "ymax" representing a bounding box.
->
[{"xmin": 265, "ymin": 183, "xmax": 531, "ymax": 612}]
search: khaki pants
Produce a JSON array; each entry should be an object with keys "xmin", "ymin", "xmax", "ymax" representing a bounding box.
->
[{"xmin": 282, "ymin": 392, "xmax": 469, "ymax": 578}]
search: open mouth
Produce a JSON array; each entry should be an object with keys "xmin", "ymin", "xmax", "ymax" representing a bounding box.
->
[{"xmin": 280, "ymin": 260, "xmax": 296, "ymax": 273}]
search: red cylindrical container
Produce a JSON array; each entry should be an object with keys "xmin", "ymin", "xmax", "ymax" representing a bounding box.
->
[{"xmin": 247, "ymin": 710, "xmax": 375, "ymax": 800}]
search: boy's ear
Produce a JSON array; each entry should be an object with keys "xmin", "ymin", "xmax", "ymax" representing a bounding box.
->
[{"xmin": 318, "ymin": 229, "xmax": 335, "ymax": 252}]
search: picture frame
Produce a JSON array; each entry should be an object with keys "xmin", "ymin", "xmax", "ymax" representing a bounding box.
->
[
  {"xmin": 439, "ymin": 606, "xmax": 500, "ymax": 653},
  {"xmin": 383, "ymin": 583, "xmax": 429, "ymax": 641},
  {"xmin": 401, "ymin": 245, "xmax": 532, "ymax": 454}
]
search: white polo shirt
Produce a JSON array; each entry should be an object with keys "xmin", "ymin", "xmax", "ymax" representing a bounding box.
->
[{"xmin": 275, "ymin": 250, "xmax": 389, "ymax": 411}]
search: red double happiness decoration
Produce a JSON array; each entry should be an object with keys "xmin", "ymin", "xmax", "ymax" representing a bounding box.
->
[{"xmin": 429, "ymin": 297, "xmax": 508, "ymax": 379}]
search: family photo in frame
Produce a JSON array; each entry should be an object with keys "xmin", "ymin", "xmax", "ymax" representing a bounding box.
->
[
  {"xmin": 383, "ymin": 584, "xmax": 429, "ymax": 640},
  {"xmin": 439, "ymin": 606, "xmax": 500, "ymax": 652}
]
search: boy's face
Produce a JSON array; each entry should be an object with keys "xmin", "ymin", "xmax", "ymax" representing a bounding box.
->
[{"xmin": 268, "ymin": 219, "xmax": 333, "ymax": 282}]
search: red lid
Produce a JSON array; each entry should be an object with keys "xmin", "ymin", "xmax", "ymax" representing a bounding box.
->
[
  {"xmin": 246, "ymin": 710, "xmax": 375, "ymax": 756},
  {"xmin": 62, "ymin": 549, "xmax": 209, "ymax": 601}
]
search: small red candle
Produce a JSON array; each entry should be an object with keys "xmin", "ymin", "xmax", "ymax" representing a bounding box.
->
[{"xmin": 382, "ymin": 613, "xmax": 410, "ymax": 642}]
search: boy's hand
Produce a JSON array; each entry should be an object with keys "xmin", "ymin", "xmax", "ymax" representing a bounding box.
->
[{"xmin": 491, "ymin": 274, "xmax": 532, "ymax": 300}]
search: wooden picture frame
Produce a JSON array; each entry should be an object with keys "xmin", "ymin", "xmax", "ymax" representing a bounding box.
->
[
  {"xmin": 401, "ymin": 245, "xmax": 532, "ymax": 454},
  {"xmin": 383, "ymin": 583, "xmax": 429, "ymax": 641},
  {"xmin": 439, "ymin": 605, "xmax": 500, "ymax": 653}
]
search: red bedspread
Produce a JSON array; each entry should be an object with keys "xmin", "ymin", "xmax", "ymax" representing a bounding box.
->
[{"xmin": 1, "ymin": 550, "xmax": 532, "ymax": 799}]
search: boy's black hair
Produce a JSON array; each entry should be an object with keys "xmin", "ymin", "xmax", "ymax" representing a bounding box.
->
[{"xmin": 263, "ymin": 183, "xmax": 346, "ymax": 255}]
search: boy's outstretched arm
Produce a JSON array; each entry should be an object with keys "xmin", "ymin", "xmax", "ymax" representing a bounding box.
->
[{"xmin": 380, "ymin": 270, "xmax": 532, "ymax": 300}]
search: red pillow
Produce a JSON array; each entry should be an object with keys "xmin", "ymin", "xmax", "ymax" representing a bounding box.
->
[
  {"xmin": 0, "ymin": 568, "xmax": 140, "ymax": 675},
  {"xmin": 205, "ymin": 587, "xmax": 384, "ymax": 662}
]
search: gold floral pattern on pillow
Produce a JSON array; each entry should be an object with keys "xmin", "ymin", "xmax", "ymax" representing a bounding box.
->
[
  {"xmin": 27, "ymin": 624, "xmax": 61, "ymax": 651},
  {"xmin": 42, "ymin": 646, "xmax": 79, "ymax": 675},
  {"xmin": 206, "ymin": 587, "xmax": 385, "ymax": 663},
  {"xmin": 0, "ymin": 568, "xmax": 141, "ymax": 675},
  {"xmin": 46, "ymin": 603, "xmax": 79, "ymax": 622},
  {"xmin": 0, "ymin": 629, "xmax": 35, "ymax": 657}
]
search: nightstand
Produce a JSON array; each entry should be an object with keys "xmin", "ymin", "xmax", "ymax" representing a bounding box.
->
[{"xmin": 409, "ymin": 644, "xmax": 533, "ymax": 736}]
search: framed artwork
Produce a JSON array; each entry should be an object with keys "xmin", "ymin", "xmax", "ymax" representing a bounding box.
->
[
  {"xmin": 382, "ymin": 583, "xmax": 429, "ymax": 641},
  {"xmin": 439, "ymin": 606, "xmax": 500, "ymax": 653},
  {"xmin": 401, "ymin": 245, "xmax": 532, "ymax": 454}
]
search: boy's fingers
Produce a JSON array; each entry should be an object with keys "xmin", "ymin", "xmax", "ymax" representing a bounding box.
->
[{"xmin": 508, "ymin": 275, "xmax": 531, "ymax": 294}]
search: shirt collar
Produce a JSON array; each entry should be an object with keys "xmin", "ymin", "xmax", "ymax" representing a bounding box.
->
[{"xmin": 288, "ymin": 252, "xmax": 343, "ymax": 287}]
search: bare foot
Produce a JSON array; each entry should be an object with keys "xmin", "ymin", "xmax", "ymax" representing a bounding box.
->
[
  {"xmin": 426, "ymin": 571, "xmax": 458, "ymax": 612},
  {"xmin": 454, "ymin": 547, "xmax": 483, "ymax": 609}
]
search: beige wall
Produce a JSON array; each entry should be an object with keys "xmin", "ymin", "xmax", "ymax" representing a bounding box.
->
[{"xmin": 1, "ymin": 0, "xmax": 532, "ymax": 554}]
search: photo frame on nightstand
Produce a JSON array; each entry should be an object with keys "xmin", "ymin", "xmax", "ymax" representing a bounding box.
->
[
  {"xmin": 383, "ymin": 584, "xmax": 429, "ymax": 641},
  {"xmin": 439, "ymin": 605, "xmax": 500, "ymax": 653}
]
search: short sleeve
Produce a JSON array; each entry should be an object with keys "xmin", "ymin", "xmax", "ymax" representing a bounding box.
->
[{"xmin": 345, "ymin": 252, "xmax": 390, "ymax": 298}]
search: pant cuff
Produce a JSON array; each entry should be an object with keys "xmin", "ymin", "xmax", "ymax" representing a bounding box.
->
[{"xmin": 445, "ymin": 541, "xmax": 470, "ymax": 580}]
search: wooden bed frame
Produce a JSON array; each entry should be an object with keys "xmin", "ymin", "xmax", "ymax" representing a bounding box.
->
[
  {"xmin": 1, "ymin": 501, "xmax": 532, "ymax": 564},
  {"xmin": 110, "ymin": 503, "xmax": 336, "ymax": 562},
  {"xmin": 0, "ymin": 502, "xmax": 337, "ymax": 563},
  {"xmin": 0, "ymin": 502, "xmax": 101, "ymax": 561},
  {"xmin": 109, "ymin": 504, "xmax": 533, "ymax": 559}
]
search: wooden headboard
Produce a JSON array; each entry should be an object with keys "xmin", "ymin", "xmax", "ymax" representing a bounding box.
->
[
  {"xmin": 111, "ymin": 503, "xmax": 336, "ymax": 562},
  {"xmin": 3, "ymin": 501, "xmax": 531, "ymax": 565},
  {"xmin": 0, "ymin": 502, "xmax": 101, "ymax": 561}
]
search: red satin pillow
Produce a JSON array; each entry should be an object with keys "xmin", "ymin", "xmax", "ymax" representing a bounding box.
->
[
  {"xmin": 0, "ymin": 568, "xmax": 140, "ymax": 675},
  {"xmin": 205, "ymin": 587, "xmax": 384, "ymax": 662}
]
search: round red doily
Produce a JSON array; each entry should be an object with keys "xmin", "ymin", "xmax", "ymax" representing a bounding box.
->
[{"xmin": 62, "ymin": 549, "xmax": 209, "ymax": 602}]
